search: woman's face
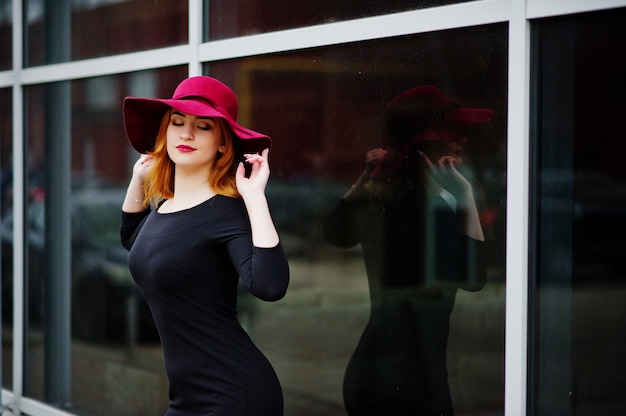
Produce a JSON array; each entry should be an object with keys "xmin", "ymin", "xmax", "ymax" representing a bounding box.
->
[
  {"xmin": 419, "ymin": 137, "xmax": 468, "ymax": 165},
  {"xmin": 166, "ymin": 111, "xmax": 226, "ymax": 170}
]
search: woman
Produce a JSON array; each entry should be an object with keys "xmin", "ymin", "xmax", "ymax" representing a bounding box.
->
[
  {"xmin": 324, "ymin": 85, "xmax": 492, "ymax": 416},
  {"xmin": 120, "ymin": 76, "xmax": 289, "ymax": 416}
]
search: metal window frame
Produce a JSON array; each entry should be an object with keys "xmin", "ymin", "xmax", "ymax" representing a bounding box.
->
[{"xmin": 1, "ymin": 0, "xmax": 625, "ymax": 415}]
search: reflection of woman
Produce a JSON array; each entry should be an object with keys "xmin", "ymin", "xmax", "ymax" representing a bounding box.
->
[
  {"xmin": 324, "ymin": 86, "xmax": 492, "ymax": 416},
  {"xmin": 120, "ymin": 76, "xmax": 289, "ymax": 416}
]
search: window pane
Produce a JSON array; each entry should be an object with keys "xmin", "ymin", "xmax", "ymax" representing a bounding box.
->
[
  {"xmin": 530, "ymin": 8, "xmax": 626, "ymax": 415},
  {"xmin": 206, "ymin": 0, "xmax": 475, "ymax": 40},
  {"xmin": 208, "ymin": 24, "xmax": 507, "ymax": 415},
  {"xmin": 0, "ymin": 87, "xmax": 12, "ymax": 391},
  {"xmin": 21, "ymin": 66, "xmax": 187, "ymax": 415},
  {"xmin": 0, "ymin": 0, "xmax": 10, "ymax": 70},
  {"xmin": 25, "ymin": 0, "xmax": 187, "ymax": 67}
]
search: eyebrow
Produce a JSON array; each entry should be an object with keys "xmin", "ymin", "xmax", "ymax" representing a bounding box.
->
[{"xmin": 171, "ymin": 111, "xmax": 214, "ymax": 121}]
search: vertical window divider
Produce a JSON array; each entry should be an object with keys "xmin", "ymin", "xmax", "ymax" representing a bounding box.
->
[
  {"xmin": 505, "ymin": 0, "xmax": 531, "ymax": 415},
  {"xmin": 188, "ymin": 0, "xmax": 203, "ymax": 77},
  {"xmin": 9, "ymin": 0, "xmax": 25, "ymax": 414}
]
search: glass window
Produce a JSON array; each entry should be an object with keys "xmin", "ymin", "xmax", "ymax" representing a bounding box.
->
[
  {"xmin": 25, "ymin": 0, "xmax": 188, "ymax": 67},
  {"xmin": 207, "ymin": 23, "xmax": 507, "ymax": 415},
  {"xmin": 206, "ymin": 0, "xmax": 475, "ymax": 40},
  {"xmin": 19, "ymin": 66, "xmax": 187, "ymax": 415},
  {"xmin": 530, "ymin": 7, "xmax": 626, "ymax": 415},
  {"xmin": 0, "ymin": 87, "xmax": 12, "ymax": 392},
  {"xmin": 0, "ymin": 0, "xmax": 10, "ymax": 70}
]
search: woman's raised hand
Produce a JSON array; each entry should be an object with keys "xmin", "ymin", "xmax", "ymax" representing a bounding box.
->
[
  {"xmin": 421, "ymin": 153, "xmax": 472, "ymax": 197},
  {"xmin": 123, "ymin": 154, "xmax": 154, "ymax": 212},
  {"xmin": 236, "ymin": 148, "xmax": 270, "ymax": 197},
  {"xmin": 132, "ymin": 154, "xmax": 154, "ymax": 183}
]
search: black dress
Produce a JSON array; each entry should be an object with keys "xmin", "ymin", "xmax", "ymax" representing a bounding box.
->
[
  {"xmin": 120, "ymin": 195, "xmax": 289, "ymax": 416},
  {"xmin": 324, "ymin": 186, "xmax": 486, "ymax": 416}
]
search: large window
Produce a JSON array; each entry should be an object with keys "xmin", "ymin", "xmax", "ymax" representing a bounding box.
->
[
  {"xmin": 7, "ymin": 66, "xmax": 187, "ymax": 414},
  {"xmin": 207, "ymin": 24, "xmax": 508, "ymax": 416},
  {"xmin": 2, "ymin": 1, "xmax": 626, "ymax": 415},
  {"xmin": 24, "ymin": 0, "xmax": 187, "ymax": 67},
  {"xmin": 530, "ymin": 7, "xmax": 626, "ymax": 415},
  {"xmin": 7, "ymin": 21, "xmax": 508, "ymax": 416}
]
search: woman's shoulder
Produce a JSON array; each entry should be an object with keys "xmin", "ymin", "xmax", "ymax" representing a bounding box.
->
[
  {"xmin": 213, "ymin": 194, "xmax": 244, "ymax": 209},
  {"xmin": 203, "ymin": 194, "xmax": 247, "ymax": 221}
]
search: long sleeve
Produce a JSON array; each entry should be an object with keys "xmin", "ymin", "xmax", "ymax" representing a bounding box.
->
[
  {"xmin": 323, "ymin": 198, "xmax": 363, "ymax": 248},
  {"xmin": 225, "ymin": 216, "xmax": 289, "ymax": 302},
  {"xmin": 120, "ymin": 209, "xmax": 150, "ymax": 251},
  {"xmin": 249, "ymin": 244, "xmax": 290, "ymax": 301}
]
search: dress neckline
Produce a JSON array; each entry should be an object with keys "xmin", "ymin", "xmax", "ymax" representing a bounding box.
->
[{"xmin": 156, "ymin": 194, "xmax": 219, "ymax": 216}]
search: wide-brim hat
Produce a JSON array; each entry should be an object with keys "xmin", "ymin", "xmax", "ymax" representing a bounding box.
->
[
  {"xmin": 371, "ymin": 85, "xmax": 494, "ymax": 179},
  {"xmin": 123, "ymin": 76, "xmax": 271, "ymax": 154},
  {"xmin": 384, "ymin": 85, "xmax": 494, "ymax": 144}
]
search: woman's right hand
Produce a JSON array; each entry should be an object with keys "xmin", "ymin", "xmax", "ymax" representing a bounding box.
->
[
  {"xmin": 132, "ymin": 154, "xmax": 154, "ymax": 183},
  {"xmin": 122, "ymin": 154, "xmax": 153, "ymax": 212},
  {"xmin": 365, "ymin": 148, "xmax": 387, "ymax": 172},
  {"xmin": 421, "ymin": 153, "xmax": 473, "ymax": 197}
]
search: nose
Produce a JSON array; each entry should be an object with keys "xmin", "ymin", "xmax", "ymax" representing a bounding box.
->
[{"xmin": 180, "ymin": 126, "xmax": 193, "ymax": 141}]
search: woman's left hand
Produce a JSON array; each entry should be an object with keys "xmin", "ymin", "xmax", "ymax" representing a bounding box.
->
[
  {"xmin": 236, "ymin": 148, "xmax": 270, "ymax": 197},
  {"xmin": 236, "ymin": 148, "xmax": 280, "ymax": 247},
  {"xmin": 422, "ymin": 154, "xmax": 473, "ymax": 196}
]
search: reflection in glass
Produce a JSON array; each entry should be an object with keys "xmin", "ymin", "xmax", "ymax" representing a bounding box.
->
[
  {"xmin": 324, "ymin": 85, "xmax": 494, "ymax": 415},
  {"xmin": 0, "ymin": 0, "xmax": 11, "ymax": 70},
  {"xmin": 208, "ymin": 24, "xmax": 507, "ymax": 415},
  {"xmin": 530, "ymin": 8, "xmax": 626, "ymax": 416},
  {"xmin": 0, "ymin": 87, "xmax": 13, "ymax": 392},
  {"xmin": 206, "ymin": 0, "xmax": 474, "ymax": 40},
  {"xmin": 25, "ymin": 0, "xmax": 187, "ymax": 67}
]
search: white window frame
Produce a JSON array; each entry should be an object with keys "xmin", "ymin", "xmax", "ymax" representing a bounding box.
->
[{"xmin": 1, "ymin": 0, "xmax": 625, "ymax": 415}]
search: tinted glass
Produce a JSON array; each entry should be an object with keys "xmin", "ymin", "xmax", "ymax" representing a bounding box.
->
[
  {"xmin": 0, "ymin": 87, "xmax": 12, "ymax": 391},
  {"xmin": 208, "ymin": 24, "xmax": 507, "ymax": 415},
  {"xmin": 0, "ymin": 0, "xmax": 10, "ymax": 70},
  {"xmin": 25, "ymin": 0, "xmax": 187, "ymax": 67},
  {"xmin": 21, "ymin": 66, "xmax": 188, "ymax": 415},
  {"xmin": 206, "ymin": 0, "xmax": 475, "ymax": 40},
  {"xmin": 530, "ymin": 8, "xmax": 626, "ymax": 415}
]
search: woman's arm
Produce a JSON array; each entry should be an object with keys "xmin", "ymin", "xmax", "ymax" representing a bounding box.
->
[
  {"xmin": 122, "ymin": 154, "xmax": 153, "ymax": 213},
  {"xmin": 422, "ymin": 154, "xmax": 485, "ymax": 241},
  {"xmin": 120, "ymin": 210, "xmax": 150, "ymax": 250},
  {"xmin": 230, "ymin": 150, "xmax": 289, "ymax": 300},
  {"xmin": 235, "ymin": 149, "xmax": 280, "ymax": 248},
  {"xmin": 324, "ymin": 148, "xmax": 386, "ymax": 247},
  {"xmin": 120, "ymin": 155, "xmax": 153, "ymax": 250}
]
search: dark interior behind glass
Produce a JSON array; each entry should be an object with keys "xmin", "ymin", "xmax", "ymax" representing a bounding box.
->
[{"xmin": 530, "ymin": 7, "xmax": 626, "ymax": 416}]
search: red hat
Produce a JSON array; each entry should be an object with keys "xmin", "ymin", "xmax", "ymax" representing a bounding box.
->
[
  {"xmin": 371, "ymin": 85, "xmax": 494, "ymax": 179},
  {"xmin": 384, "ymin": 85, "xmax": 493, "ymax": 145},
  {"xmin": 123, "ymin": 76, "xmax": 271, "ymax": 154}
]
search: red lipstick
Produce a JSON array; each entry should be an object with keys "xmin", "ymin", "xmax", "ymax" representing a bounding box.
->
[{"xmin": 176, "ymin": 145, "xmax": 196, "ymax": 153}]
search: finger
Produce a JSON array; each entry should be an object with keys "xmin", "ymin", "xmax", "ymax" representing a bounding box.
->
[
  {"xmin": 437, "ymin": 156, "xmax": 454, "ymax": 168},
  {"xmin": 235, "ymin": 162, "xmax": 246, "ymax": 181},
  {"xmin": 419, "ymin": 152, "xmax": 435, "ymax": 170},
  {"xmin": 445, "ymin": 156, "xmax": 459, "ymax": 168},
  {"xmin": 244, "ymin": 154, "xmax": 263, "ymax": 165}
]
